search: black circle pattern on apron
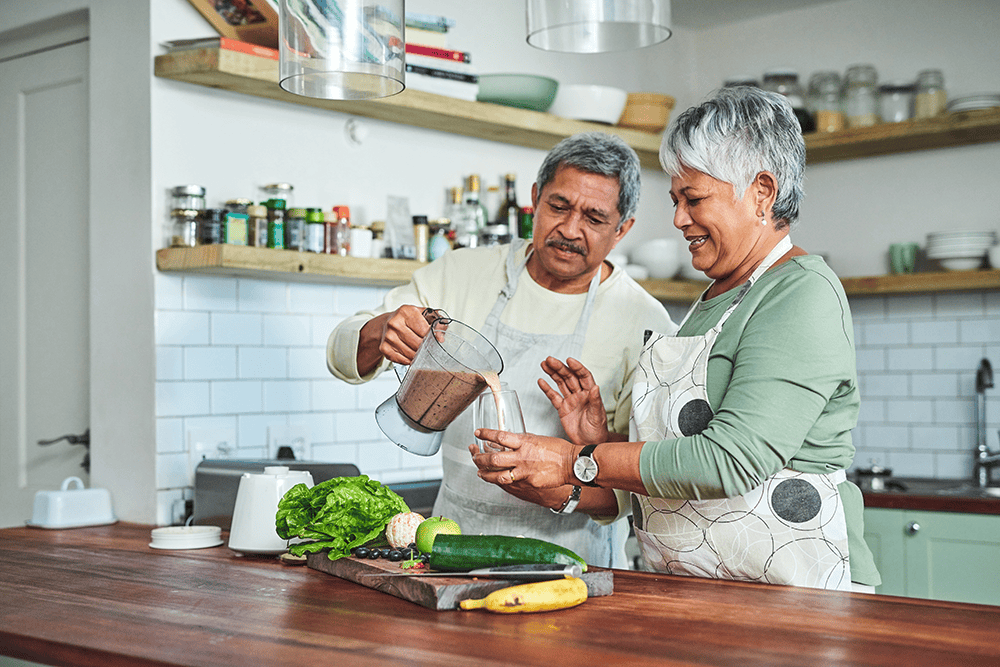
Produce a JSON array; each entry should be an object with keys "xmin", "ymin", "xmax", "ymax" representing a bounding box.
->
[
  {"xmin": 677, "ymin": 398, "xmax": 713, "ymax": 436},
  {"xmin": 770, "ymin": 478, "xmax": 822, "ymax": 523}
]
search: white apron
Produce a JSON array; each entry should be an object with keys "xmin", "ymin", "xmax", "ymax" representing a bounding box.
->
[
  {"xmin": 433, "ymin": 239, "xmax": 627, "ymax": 568},
  {"xmin": 629, "ymin": 237, "xmax": 853, "ymax": 590}
]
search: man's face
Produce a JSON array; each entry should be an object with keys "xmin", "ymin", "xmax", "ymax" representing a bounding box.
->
[{"xmin": 529, "ymin": 164, "xmax": 634, "ymax": 292}]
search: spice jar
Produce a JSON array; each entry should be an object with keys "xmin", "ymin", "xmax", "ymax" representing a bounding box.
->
[
  {"xmin": 332, "ymin": 206, "xmax": 351, "ymax": 256},
  {"xmin": 413, "ymin": 216, "xmax": 429, "ymax": 262},
  {"xmin": 879, "ymin": 82, "xmax": 915, "ymax": 123},
  {"xmin": 285, "ymin": 207, "xmax": 307, "ymax": 251},
  {"xmin": 224, "ymin": 198, "xmax": 252, "ymax": 214},
  {"xmin": 807, "ymin": 71, "xmax": 845, "ymax": 133},
  {"xmin": 762, "ymin": 70, "xmax": 815, "ymax": 133},
  {"xmin": 247, "ymin": 204, "xmax": 269, "ymax": 247},
  {"xmin": 370, "ymin": 220, "xmax": 386, "ymax": 259},
  {"xmin": 349, "ymin": 225, "xmax": 374, "ymax": 258},
  {"xmin": 260, "ymin": 183, "xmax": 293, "ymax": 208},
  {"xmin": 266, "ymin": 199, "xmax": 286, "ymax": 249},
  {"xmin": 845, "ymin": 64, "xmax": 879, "ymax": 128},
  {"xmin": 170, "ymin": 209, "xmax": 199, "ymax": 247},
  {"xmin": 199, "ymin": 208, "xmax": 225, "ymax": 245},
  {"xmin": 224, "ymin": 210, "xmax": 249, "ymax": 245},
  {"xmin": 171, "ymin": 185, "xmax": 206, "ymax": 211},
  {"xmin": 305, "ymin": 208, "xmax": 325, "ymax": 253},
  {"xmin": 915, "ymin": 69, "xmax": 947, "ymax": 119}
]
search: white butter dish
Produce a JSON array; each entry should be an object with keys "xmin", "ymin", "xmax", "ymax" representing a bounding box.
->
[{"xmin": 26, "ymin": 476, "xmax": 117, "ymax": 529}]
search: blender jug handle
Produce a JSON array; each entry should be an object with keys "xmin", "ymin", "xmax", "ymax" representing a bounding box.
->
[{"xmin": 392, "ymin": 308, "xmax": 451, "ymax": 382}]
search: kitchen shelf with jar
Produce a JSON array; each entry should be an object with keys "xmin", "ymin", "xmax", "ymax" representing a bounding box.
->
[
  {"xmin": 153, "ymin": 47, "xmax": 1000, "ymax": 168},
  {"xmin": 156, "ymin": 245, "xmax": 1000, "ymax": 302}
]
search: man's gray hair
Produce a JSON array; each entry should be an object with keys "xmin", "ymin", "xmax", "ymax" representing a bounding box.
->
[
  {"xmin": 659, "ymin": 86, "xmax": 806, "ymax": 227},
  {"xmin": 535, "ymin": 132, "xmax": 641, "ymax": 228}
]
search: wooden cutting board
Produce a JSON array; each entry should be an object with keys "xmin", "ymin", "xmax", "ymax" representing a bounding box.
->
[{"xmin": 307, "ymin": 554, "xmax": 614, "ymax": 611}]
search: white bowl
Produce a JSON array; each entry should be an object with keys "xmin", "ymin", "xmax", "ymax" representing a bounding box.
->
[
  {"xmin": 939, "ymin": 256, "xmax": 985, "ymax": 271},
  {"xmin": 630, "ymin": 238, "xmax": 680, "ymax": 280},
  {"xmin": 624, "ymin": 264, "xmax": 650, "ymax": 280},
  {"xmin": 606, "ymin": 251, "xmax": 629, "ymax": 268},
  {"xmin": 27, "ymin": 476, "xmax": 117, "ymax": 529},
  {"xmin": 548, "ymin": 85, "xmax": 628, "ymax": 125}
]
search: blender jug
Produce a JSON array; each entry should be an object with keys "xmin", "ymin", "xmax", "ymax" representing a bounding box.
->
[{"xmin": 376, "ymin": 312, "xmax": 503, "ymax": 456}]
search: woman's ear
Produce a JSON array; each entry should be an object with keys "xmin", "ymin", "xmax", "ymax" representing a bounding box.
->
[{"xmin": 754, "ymin": 171, "xmax": 778, "ymax": 213}]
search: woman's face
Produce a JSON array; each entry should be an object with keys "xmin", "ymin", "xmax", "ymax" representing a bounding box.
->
[{"xmin": 670, "ymin": 167, "xmax": 767, "ymax": 284}]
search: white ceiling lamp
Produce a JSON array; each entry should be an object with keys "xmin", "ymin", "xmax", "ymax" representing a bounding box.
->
[
  {"xmin": 526, "ymin": 0, "xmax": 672, "ymax": 53},
  {"xmin": 279, "ymin": 0, "xmax": 405, "ymax": 100}
]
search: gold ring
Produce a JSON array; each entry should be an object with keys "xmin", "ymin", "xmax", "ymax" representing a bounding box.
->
[{"xmin": 509, "ymin": 470, "xmax": 517, "ymax": 483}]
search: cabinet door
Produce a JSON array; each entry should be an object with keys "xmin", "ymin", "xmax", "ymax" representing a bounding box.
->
[
  {"xmin": 905, "ymin": 510, "xmax": 1000, "ymax": 606},
  {"xmin": 863, "ymin": 508, "xmax": 906, "ymax": 596}
]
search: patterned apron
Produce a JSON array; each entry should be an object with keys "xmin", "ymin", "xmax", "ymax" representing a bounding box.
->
[
  {"xmin": 629, "ymin": 237, "xmax": 852, "ymax": 590},
  {"xmin": 433, "ymin": 239, "xmax": 627, "ymax": 568}
]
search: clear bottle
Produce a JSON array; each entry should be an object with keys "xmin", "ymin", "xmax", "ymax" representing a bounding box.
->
[
  {"xmin": 413, "ymin": 216, "xmax": 430, "ymax": 262},
  {"xmin": 285, "ymin": 207, "xmax": 307, "ymax": 251},
  {"xmin": 247, "ymin": 204, "xmax": 269, "ymax": 247},
  {"xmin": 331, "ymin": 205, "xmax": 351, "ymax": 256},
  {"xmin": 454, "ymin": 175, "xmax": 488, "ymax": 249},
  {"xmin": 170, "ymin": 209, "xmax": 199, "ymax": 248},
  {"xmin": 762, "ymin": 70, "xmax": 815, "ymax": 133},
  {"xmin": 305, "ymin": 207, "xmax": 325, "ymax": 253},
  {"xmin": 807, "ymin": 71, "xmax": 845, "ymax": 133},
  {"xmin": 915, "ymin": 69, "xmax": 947, "ymax": 119},
  {"xmin": 497, "ymin": 173, "xmax": 520, "ymax": 234},
  {"xmin": 878, "ymin": 82, "xmax": 915, "ymax": 123},
  {"xmin": 845, "ymin": 64, "xmax": 879, "ymax": 128},
  {"xmin": 171, "ymin": 185, "xmax": 206, "ymax": 211}
]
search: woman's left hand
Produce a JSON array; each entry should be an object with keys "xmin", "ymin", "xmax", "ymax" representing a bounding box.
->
[{"xmin": 470, "ymin": 429, "xmax": 577, "ymax": 491}]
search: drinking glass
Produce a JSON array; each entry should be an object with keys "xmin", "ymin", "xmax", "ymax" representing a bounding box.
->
[{"xmin": 474, "ymin": 389, "xmax": 525, "ymax": 452}]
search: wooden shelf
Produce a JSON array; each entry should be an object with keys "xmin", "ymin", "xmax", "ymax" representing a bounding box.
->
[
  {"xmin": 154, "ymin": 48, "xmax": 1000, "ymax": 169},
  {"xmin": 153, "ymin": 48, "xmax": 663, "ymax": 169},
  {"xmin": 156, "ymin": 245, "xmax": 421, "ymax": 286},
  {"xmin": 156, "ymin": 246, "xmax": 1000, "ymax": 302}
]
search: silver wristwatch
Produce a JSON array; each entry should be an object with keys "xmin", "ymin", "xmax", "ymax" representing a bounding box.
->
[
  {"xmin": 573, "ymin": 444, "xmax": 600, "ymax": 486},
  {"xmin": 550, "ymin": 485, "xmax": 582, "ymax": 515}
]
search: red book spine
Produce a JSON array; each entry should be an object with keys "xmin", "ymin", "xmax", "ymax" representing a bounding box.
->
[
  {"xmin": 219, "ymin": 37, "xmax": 278, "ymax": 61},
  {"xmin": 404, "ymin": 43, "xmax": 470, "ymax": 64}
]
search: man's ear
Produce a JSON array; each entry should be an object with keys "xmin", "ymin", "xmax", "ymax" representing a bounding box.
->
[{"xmin": 613, "ymin": 217, "xmax": 636, "ymax": 245}]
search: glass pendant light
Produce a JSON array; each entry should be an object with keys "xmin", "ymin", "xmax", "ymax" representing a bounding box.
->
[
  {"xmin": 279, "ymin": 0, "xmax": 405, "ymax": 100},
  {"xmin": 526, "ymin": 0, "xmax": 672, "ymax": 53}
]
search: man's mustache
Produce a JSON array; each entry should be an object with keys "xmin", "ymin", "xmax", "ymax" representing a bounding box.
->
[{"xmin": 545, "ymin": 238, "xmax": 585, "ymax": 256}]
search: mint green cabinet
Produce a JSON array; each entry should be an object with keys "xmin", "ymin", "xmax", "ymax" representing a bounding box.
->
[{"xmin": 864, "ymin": 508, "xmax": 1000, "ymax": 605}]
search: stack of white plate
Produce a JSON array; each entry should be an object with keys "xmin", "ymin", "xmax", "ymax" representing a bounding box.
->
[
  {"xmin": 947, "ymin": 94, "xmax": 1000, "ymax": 113},
  {"xmin": 925, "ymin": 230, "xmax": 996, "ymax": 271}
]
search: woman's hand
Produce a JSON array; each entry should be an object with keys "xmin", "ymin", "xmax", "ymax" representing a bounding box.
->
[
  {"xmin": 471, "ymin": 429, "xmax": 578, "ymax": 491},
  {"xmin": 537, "ymin": 356, "xmax": 611, "ymax": 445}
]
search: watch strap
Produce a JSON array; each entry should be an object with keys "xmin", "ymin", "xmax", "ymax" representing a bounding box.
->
[
  {"xmin": 550, "ymin": 485, "xmax": 582, "ymax": 514},
  {"xmin": 575, "ymin": 444, "xmax": 600, "ymax": 486}
]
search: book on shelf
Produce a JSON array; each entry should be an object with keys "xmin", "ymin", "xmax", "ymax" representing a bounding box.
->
[
  {"xmin": 405, "ymin": 64, "xmax": 478, "ymax": 84},
  {"xmin": 404, "ymin": 43, "xmax": 471, "ymax": 64},
  {"xmin": 161, "ymin": 36, "xmax": 278, "ymax": 60},
  {"xmin": 405, "ymin": 26, "xmax": 449, "ymax": 48},
  {"xmin": 406, "ymin": 53, "xmax": 475, "ymax": 75},
  {"xmin": 405, "ymin": 12, "xmax": 455, "ymax": 32},
  {"xmin": 405, "ymin": 73, "xmax": 478, "ymax": 101}
]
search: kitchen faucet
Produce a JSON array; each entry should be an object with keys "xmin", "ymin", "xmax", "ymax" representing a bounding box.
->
[{"xmin": 974, "ymin": 358, "xmax": 1000, "ymax": 488}]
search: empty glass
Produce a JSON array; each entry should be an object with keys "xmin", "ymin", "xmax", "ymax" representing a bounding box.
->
[{"xmin": 474, "ymin": 388, "xmax": 525, "ymax": 452}]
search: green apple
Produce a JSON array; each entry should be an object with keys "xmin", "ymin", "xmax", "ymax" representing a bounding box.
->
[{"xmin": 414, "ymin": 516, "xmax": 461, "ymax": 554}]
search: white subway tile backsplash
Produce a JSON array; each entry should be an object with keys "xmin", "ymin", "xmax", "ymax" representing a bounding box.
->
[
  {"xmin": 312, "ymin": 315, "xmax": 340, "ymax": 347},
  {"xmin": 156, "ymin": 451, "xmax": 190, "ymax": 489},
  {"xmin": 336, "ymin": 409, "xmax": 384, "ymax": 442},
  {"xmin": 856, "ymin": 398, "xmax": 886, "ymax": 424},
  {"xmin": 887, "ymin": 347, "xmax": 934, "ymax": 371},
  {"xmin": 959, "ymin": 318, "xmax": 1000, "ymax": 344},
  {"xmin": 860, "ymin": 425, "xmax": 910, "ymax": 449},
  {"xmin": 936, "ymin": 452, "xmax": 972, "ymax": 479},
  {"xmin": 238, "ymin": 413, "xmax": 288, "ymax": 451},
  {"xmin": 239, "ymin": 346, "xmax": 287, "ymax": 379},
  {"xmin": 886, "ymin": 451, "xmax": 934, "ymax": 477},
  {"xmin": 185, "ymin": 346, "xmax": 237, "ymax": 380},
  {"xmin": 847, "ymin": 296, "xmax": 886, "ymax": 321},
  {"xmin": 264, "ymin": 314, "xmax": 312, "ymax": 346},
  {"xmin": 356, "ymin": 375, "xmax": 398, "ymax": 410},
  {"xmin": 934, "ymin": 398, "xmax": 975, "ymax": 425},
  {"xmin": 263, "ymin": 380, "xmax": 312, "ymax": 412},
  {"xmin": 155, "ymin": 274, "xmax": 184, "ymax": 310},
  {"xmin": 212, "ymin": 312, "xmax": 263, "ymax": 346},
  {"xmin": 295, "ymin": 412, "xmax": 336, "ymax": 444},
  {"xmin": 211, "ymin": 380, "xmax": 263, "ymax": 414},
  {"xmin": 935, "ymin": 291, "xmax": 984, "ymax": 317},
  {"xmin": 157, "ymin": 346, "xmax": 184, "ymax": 381},
  {"xmin": 156, "ymin": 311, "xmax": 210, "ymax": 345},
  {"xmin": 312, "ymin": 378, "xmax": 359, "ymax": 411},
  {"xmin": 289, "ymin": 282, "xmax": 336, "ymax": 315},
  {"xmin": 156, "ymin": 417, "xmax": 185, "ymax": 454},
  {"xmin": 311, "ymin": 442, "xmax": 361, "ymax": 466},
  {"xmin": 861, "ymin": 374, "xmax": 909, "ymax": 398},
  {"xmin": 886, "ymin": 294, "xmax": 933, "ymax": 319},
  {"xmin": 288, "ymin": 347, "xmax": 329, "ymax": 379},
  {"xmin": 886, "ymin": 399, "xmax": 935, "ymax": 424},
  {"xmin": 335, "ymin": 285, "xmax": 382, "ymax": 317},
  {"xmin": 156, "ymin": 381, "xmax": 210, "ymax": 416},
  {"xmin": 239, "ymin": 279, "xmax": 288, "ymax": 313},
  {"xmin": 854, "ymin": 348, "xmax": 886, "ymax": 373},
  {"xmin": 910, "ymin": 425, "xmax": 960, "ymax": 451},
  {"xmin": 861, "ymin": 321, "xmax": 908, "ymax": 347},
  {"xmin": 184, "ymin": 276, "xmax": 238, "ymax": 311},
  {"xmin": 357, "ymin": 439, "xmax": 404, "ymax": 473},
  {"xmin": 910, "ymin": 372, "xmax": 959, "ymax": 398},
  {"xmin": 934, "ymin": 345, "xmax": 987, "ymax": 371},
  {"xmin": 910, "ymin": 320, "xmax": 959, "ymax": 345}
]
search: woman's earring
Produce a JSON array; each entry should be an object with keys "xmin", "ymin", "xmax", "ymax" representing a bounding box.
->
[{"xmin": 758, "ymin": 212, "xmax": 767, "ymax": 226}]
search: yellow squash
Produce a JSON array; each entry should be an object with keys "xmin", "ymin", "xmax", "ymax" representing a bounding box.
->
[{"xmin": 459, "ymin": 577, "xmax": 588, "ymax": 613}]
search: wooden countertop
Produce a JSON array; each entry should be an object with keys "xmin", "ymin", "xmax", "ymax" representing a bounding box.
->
[{"xmin": 3, "ymin": 523, "xmax": 1000, "ymax": 666}]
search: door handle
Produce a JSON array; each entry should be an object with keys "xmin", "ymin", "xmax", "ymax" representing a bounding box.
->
[{"xmin": 905, "ymin": 521, "xmax": 920, "ymax": 536}]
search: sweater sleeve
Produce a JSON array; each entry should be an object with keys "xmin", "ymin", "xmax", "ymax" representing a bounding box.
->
[{"xmin": 639, "ymin": 267, "xmax": 858, "ymax": 500}]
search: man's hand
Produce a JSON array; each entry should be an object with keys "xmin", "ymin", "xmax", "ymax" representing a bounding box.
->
[
  {"xmin": 537, "ymin": 357, "xmax": 611, "ymax": 446},
  {"xmin": 356, "ymin": 305, "xmax": 434, "ymax": 375}
]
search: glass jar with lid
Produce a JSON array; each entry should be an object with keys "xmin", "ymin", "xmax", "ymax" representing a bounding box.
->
[
  {"xmin": 914, "ymin": 69, "xmax": 947, "ymax": 119},
  {"xmin": 285, "ymin": 207, "xmax": 307, "ymax": 251},
  {"xmin": 878, "ymin": 82, "xmax": 915, "ymax": 123},
  {"xmin": 170, "ymin": 209, "xmax": 199, "ymax": 248},
  {"xmin": 845, "ymin": 64, "xmax": 879, "ymax": 128},
  {"xmin": 260, "ymin": 183, "xmax": 294, "ymax": 208},
  {"xmin": 171, "ymin": 185, "xmax": 206, "ymax": 211},
  {"xmin": 199, "ymin": 208, "xmax": 225, "ymax": 245},
  {"xmin": 247, "ymin": 205, "xmax": 269, "ymax": 247},
  {"xmin": 807, "ymin": 71, "xmax": 845, "ymax": 133},
  {"xmin": 762, "ymin": 70, "xmax": 816, "ymax": 133}
]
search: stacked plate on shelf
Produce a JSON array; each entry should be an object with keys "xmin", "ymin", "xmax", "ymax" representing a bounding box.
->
[
  {"xmin": 925, "ymin": 230, "xmax": 996, "ymax": 271},
  {"xmin": 947, "ymin": 94, "xmax": 1000, "ymax": 113}
]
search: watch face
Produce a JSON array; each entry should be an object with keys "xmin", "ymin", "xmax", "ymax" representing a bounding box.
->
[{"xmin": 574, "ymin": 456, "xmax": 598, "ymax": 484}]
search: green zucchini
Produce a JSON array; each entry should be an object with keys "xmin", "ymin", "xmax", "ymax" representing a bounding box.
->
[{"xmin": 428, "ymin": 534, "xmax": 588, "ymax": 572}]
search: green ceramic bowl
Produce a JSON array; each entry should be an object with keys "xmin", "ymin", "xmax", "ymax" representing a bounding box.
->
[{"xmin": 476, "ymin": 74, "xmax": 559, "ymax": 112}]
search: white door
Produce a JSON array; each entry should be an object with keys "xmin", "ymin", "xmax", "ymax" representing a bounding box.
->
[{"xmin": 0, "ymin": 37, "xmax": 91, "ymax": 527}]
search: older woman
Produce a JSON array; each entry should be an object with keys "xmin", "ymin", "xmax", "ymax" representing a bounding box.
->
[{"xmin": 473, "ymin": 86, "xmax": 880, "ymax": 592}]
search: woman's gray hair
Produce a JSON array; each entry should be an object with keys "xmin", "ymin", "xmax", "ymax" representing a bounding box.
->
[
  {"xmin": 535, "ymin": 132, "xmax": 641, "ymax": 228},
  {"xmin": 659, "ymin": 86, "xmax": 805, "ymax": 227}
]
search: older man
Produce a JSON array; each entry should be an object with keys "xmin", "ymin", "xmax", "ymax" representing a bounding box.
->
[{"xmin": 327, "ymin": 132, "xmax": 675, "ymax": 567}]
